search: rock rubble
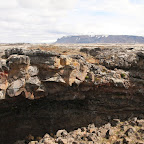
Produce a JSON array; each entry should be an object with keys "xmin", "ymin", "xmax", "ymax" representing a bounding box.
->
[{"xmin": 21, "ymin": 118, "xmax": 144, "ymax": 144}]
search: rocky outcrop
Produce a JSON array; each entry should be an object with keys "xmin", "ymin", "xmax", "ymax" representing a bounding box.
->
[
  {"xmin": 0, "ymin": 47, "xmax": 144, "ymax": 143},
  {"xmin": 0, "ymin": 48, "xmax": 133, "ymax": 100},
  {"xmin": 80, "ymin": 47, "xmax": 144, "ymax": 70},
  {"xmin": 1, "ymin": 47, "xmax": 144, "ymax": 101}
]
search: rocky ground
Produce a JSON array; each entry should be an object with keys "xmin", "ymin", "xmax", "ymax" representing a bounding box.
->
[
  {"xmin": 0, "ymin": 44, "xmax": 144, "ymax": 144},
  {"xmin": 16, "ymin": 118, "xmax": 144, "ymax": 144}
]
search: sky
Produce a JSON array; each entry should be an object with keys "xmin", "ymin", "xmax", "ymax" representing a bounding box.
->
[{"xmin": 0, "ymin": 0, "xmax": 144, "ymax": 43}]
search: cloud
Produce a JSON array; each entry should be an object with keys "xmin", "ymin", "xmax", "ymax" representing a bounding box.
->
[
  {"xmin": 17, "ymin": 0, "xmax": 78, "ymax": 9},
  {"xmin": 0, "ymin": 0, "xmax": 18, "ymax": 8},
  {"xmin": 0, "ymin": 0, "xmax": 144, "ymax": 43},
  {"xmin": 79, "ymin": 0, "xmax": 144, "ymax": 17},
  {"xmin": 60, "ymin": 0, "xmax": 144, "ymax": 35},
  {"xmin": 0, "ymin": 0, "xmax": 78, "ymax": 43}
]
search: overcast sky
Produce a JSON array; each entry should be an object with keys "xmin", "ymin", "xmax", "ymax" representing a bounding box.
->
[{"xmin": 0, "ymin": 0, "xmax": 144, "ymax": 43}]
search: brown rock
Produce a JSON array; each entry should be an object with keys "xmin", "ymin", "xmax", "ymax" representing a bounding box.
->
[{"xmin": 0, "ymin": 72, "xmax": 8, "ymax": 90}]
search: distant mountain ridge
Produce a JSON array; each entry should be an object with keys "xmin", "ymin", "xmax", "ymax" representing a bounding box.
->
[{"xmin": 55, "ymin": 35, "xmax": 144, "ymax": 43}]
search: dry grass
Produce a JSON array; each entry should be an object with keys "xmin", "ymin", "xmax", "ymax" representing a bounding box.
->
[{"xmin": 27, "ymin": 44, "xmax": 101, "ymax": 65}]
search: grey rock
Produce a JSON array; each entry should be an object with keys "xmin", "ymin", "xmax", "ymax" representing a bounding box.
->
[
  {"xmin": 56, "ymin": 130, "xmax": 68, "ymax": 138},
  {"xmin": 87, "ymin": 124, "xmax": 97, "ymax": 133},
  {"xmin": 80, "ymin": 48, "xmax": 90, "ymax": 54},
  {"xmin": 125, "ymin": 128, "xmax": 135, "ymax": 137},
  {"xmin": 5, "ymin": 48, "xmax": 58, "ymax": 58},
  {"xmin": 55, "ymin": 137, "xmax": 67, "ymax": 144},
  {"xmin": 89, "ymin": 47, "xmax": 101, "ymax": 57},
  {"xmin": 137, "ymin": 52, "xmax": 144, "ymax": 58},
  {"xmin": 138, "ymin": 128, "xmax": 144, "ymax": 134},
  {"xmin": 7, "ymin": 78, "xmax": 25, "ymax": 97},
  {"xmin": 0, "ymin": 90, "xmax": 5, "ymax": 99},
  {"xmin": 0, "ymin": 59, "xmax": 9, "ymax": 73},
  {"xmin": 25, "ymin": 76, "xmax": 41, "ymax": 93},
  {"xmin": 87, "ymin": 133, "xmax": 97, "ymax": 141},
  {"xmin": 7, "ymin": 54, "xmax": 30, "ymax": 68},
  {"xmin": 137, "ymin": 120, "xmax": 144, "ymax": 127},
  {"xmin": 28, "ymin": 66, "xmax": 39, "ymax": 77}
]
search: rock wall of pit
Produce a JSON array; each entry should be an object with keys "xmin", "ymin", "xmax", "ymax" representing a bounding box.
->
[{"xmin": 0, "ymin": 48, "xmax": 144, "ymax": 143}]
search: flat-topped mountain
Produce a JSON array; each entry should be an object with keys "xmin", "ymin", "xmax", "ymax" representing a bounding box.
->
[{"xmin": 55, "ymin": 35, "xmax": 144, "ymax": 43}]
